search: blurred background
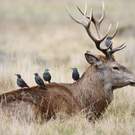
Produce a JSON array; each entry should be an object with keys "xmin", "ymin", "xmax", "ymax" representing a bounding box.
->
[{"xmin": 0, "ymin": 0, "xmax": 135, "ymax": 92}]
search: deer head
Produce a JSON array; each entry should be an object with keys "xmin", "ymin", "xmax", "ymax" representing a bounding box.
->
[{"xmin": 68, "ymin": 4, "xmax": 135, "ymax": 90}]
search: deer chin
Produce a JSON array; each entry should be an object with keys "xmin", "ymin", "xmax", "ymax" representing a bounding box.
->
[
  {"xmin": 128, "ymin": 77, "xmax": 135, "ymax": 86},
  {"xmin": 112, "ymin": 81, "xmax": 135, "ymax": 89}
]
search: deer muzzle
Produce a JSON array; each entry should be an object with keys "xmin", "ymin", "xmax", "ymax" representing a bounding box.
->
[{"xmin": 129, "ymin": 75, "xmax": 135, "ymax": 86}]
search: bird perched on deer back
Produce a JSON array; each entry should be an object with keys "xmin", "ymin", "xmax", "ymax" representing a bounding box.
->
[
  {"xmin": 34, "ymin": 73, "xmax": 47, "ymax": 89},
  {"xmin": 105, "ymin": 36, "xmax": 113, "ymax": 50},
  {"xmin": 43, "ymin": 69, "xmax": 51, "ymax": 83},
  {"xmin": 15, "ymin": 74, "xmax": 29, "ymax": 89},
  {"xmin": 71, "ymin": 68, "xmax": 80, "ymax": 81}
]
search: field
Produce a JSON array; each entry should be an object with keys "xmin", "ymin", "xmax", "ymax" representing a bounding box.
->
[{"xmin": 0, "ymin": 0, "xmax": 135, "ymax": 134}]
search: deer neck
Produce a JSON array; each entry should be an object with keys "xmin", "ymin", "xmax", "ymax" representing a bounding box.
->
[{"xmin": 70, "ymin": 66, "xmax": 113, "ymax": 108}]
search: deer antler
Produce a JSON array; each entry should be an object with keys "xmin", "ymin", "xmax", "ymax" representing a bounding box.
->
[
  {"xmin": 68, "ymin": 3, "xmax": 126, "ymax": 59},
  {"xmin": 109, "ymin": 23, "xmax": 119, "ymax": 40},
  {"xmin": 68, "ymin": 4, "xmax": 112, "ymax": 57},
  {"xmin": 108, "ymin": 43, "xmax": 126, "ymax": 55}
]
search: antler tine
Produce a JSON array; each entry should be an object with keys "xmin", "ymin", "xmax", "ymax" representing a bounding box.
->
[
  {"xmin": 98, "ymin": 24, "xmax": 112, "ymax": 43},
  {"xmin": 91, "ymin": 3, "xmax": 106, "ymax": 39},
  {"xmin": 76, "ymin": 6, "xmax": 85, "ymax": 16},
  {"xmin": 110, "ymin": 22, "xmax": 119, "ymax": 39},
  {"xmin": 91, "ymin": 3, "xmax": 105, "ymax": 28},
  {"xmin": 91, "ymin": 11, "xmax": 100, "ymax": 38},
  {"xmin": 109, "ymin": 43, "xmax": 126, "ymax": 55},
  {"xmin": 92, "ymin": 24, "xmax": 112, "ymax": 56},
  {"xmin": 99, "ymin": 2, "xmax": 105, "ymax": 24},
  {"xmin": 84, "ymin": 0, "xmax": 88, "ymax": 15},
  {"xmin": 67, "ymin": 8, "xmax": 87, "ymax": 27},
  {"xmin": 85, "ymin": 8, "xmax": 101, "ymax": 43},
  {"xmin": 76, "ymin": 5, "xmax": 89, "ymax": 18},
  {"xmin": 68, "ymin": 13, "xmax": 84, "ymax": 26}
]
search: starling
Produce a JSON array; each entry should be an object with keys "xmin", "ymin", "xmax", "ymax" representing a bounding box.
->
[
  {"xmin": 15, "ymin": 74, "xmax": 29, "ymax": 88},
  {"xmin": 105, "ymin": 37, "xmax": 113, "ymax": 50},
  {"xmin": 71, "ymin": 68, "xmax": 80, "ymax": 81},
  {"xmin": 43, "ymin": 69, "xmax": 51, "ymax": 83},
  {"xmin": 34, "ymin": 73, "xmax": 46, "ymax": 89}
]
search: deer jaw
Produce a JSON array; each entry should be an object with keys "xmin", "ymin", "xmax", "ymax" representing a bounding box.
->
[
  {"xmin": 70, "ymin": 66, "xmax": 113, "ymax": 108},
  {"xmin": 109, "ymin": 62, "xmax": 135, "ymax": 89}
]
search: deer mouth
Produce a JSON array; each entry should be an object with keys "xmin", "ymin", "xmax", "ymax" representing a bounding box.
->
[
  {"xmin": 130, "ymin": 82, "xmax": 135, "ymax": 86},
  {"xmin": 128, "ymin": 75, "xmax": 135, "ymax": 86},
  {"xmin": 129, "ymin": 77, "xmax": 135, "ymax": 86}
]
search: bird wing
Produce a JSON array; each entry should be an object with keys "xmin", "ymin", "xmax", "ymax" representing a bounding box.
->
[
  {"xmin": 43, "ymin": 72, "xmax": 51, "ymax": 81},
  {"xmin": 21, "ymin": 79, "xmax": 29, "ymax": 87},
  {"xmin": 37, "ymin": 77, "xmax": 45, "ymax": 86}
]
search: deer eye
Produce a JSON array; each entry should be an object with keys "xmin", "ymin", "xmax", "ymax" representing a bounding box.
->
[{"xmin": 112, "ymin": 66, "xmax": 119, "ymax": 70}]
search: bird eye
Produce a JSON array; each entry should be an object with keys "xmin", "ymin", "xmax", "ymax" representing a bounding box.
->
[{"xmin": 113, "ymin": 66, "xmax": 119, "ymax": 70}]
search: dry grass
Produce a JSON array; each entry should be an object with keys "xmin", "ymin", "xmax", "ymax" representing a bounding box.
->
[{"xmin": 0, "ymin": 0, "xmax": 135, "ymax": 134}]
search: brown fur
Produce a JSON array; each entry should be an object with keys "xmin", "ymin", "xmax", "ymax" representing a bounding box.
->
[
  {"xmin": 0, "ymin": 54, "xmax": 135, "ymax": 121},
  {"xmin": 0, "ymin": 84, "xmax": 81, "ymax": 121},
  {"xmin": 0, "ymin": 67, "xmax": 107, "ymax": 120}
]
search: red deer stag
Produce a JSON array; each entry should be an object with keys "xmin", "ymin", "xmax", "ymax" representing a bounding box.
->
[{"xmin": 0, "ymin": 4, "xmax": 135, "ymax": 121}]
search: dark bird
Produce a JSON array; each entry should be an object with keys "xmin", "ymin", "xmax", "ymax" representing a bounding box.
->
[
  {"xmin": 43, "ymin": 69, "xmax": 51, "ymax": 83},
  {"xmin": 15, "ymin": 74, "xmax": 29, "ymax": 88},
  {"xmin": 105, "ymin": 37, "xmax": 113, "ymax": 50},
  {"xmin": 71, "ymin": 68, "xmax": 80, "ymax": 81},
  {"xmin": 34, "ymin": 73, "xmax": 46, "ymax": 89}
]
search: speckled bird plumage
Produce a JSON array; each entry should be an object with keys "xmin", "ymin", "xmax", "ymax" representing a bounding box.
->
[
  {"xmin": 105, "ymin": 37, "xmax": 112, "ymax": 50},
  {"xmin": 43, "ymin": 69, "xmax": 51, "ymax": 83},
  {"xmin": 34, "ymin": 73, "xmax": 46, "ymax": 89},
  {"xmin": 72, "ymin": 68, "xmax": 80, "ymax": 81},
  {"xmin": 16, "ymin": 74, "xmax": 29, "ymax": 88}
]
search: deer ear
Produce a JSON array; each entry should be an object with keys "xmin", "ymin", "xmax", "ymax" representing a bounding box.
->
[{"xmin": 85, "ymin": 52, "xmax": 101, "ymax": 66}]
